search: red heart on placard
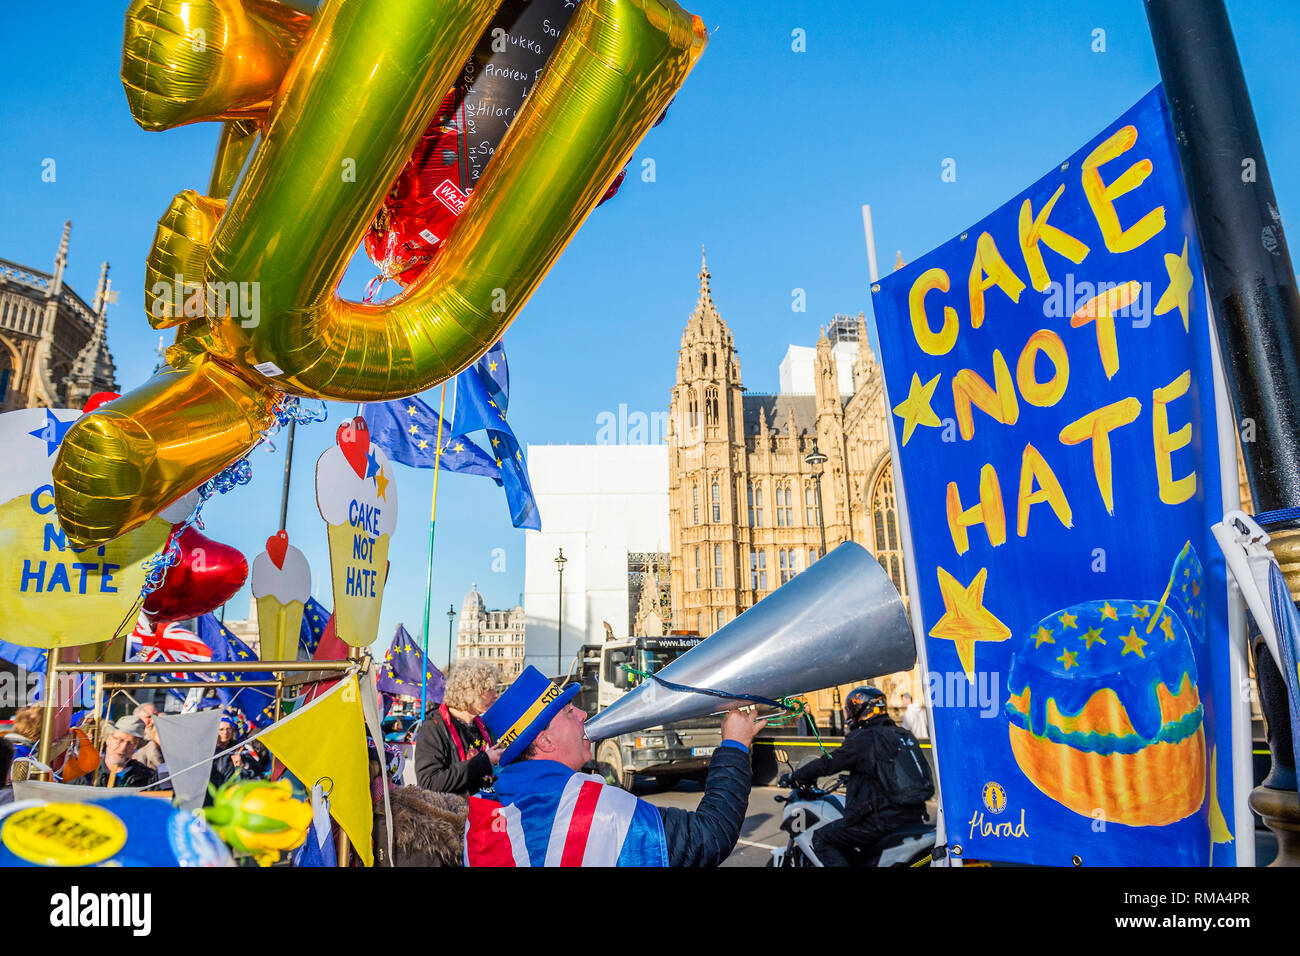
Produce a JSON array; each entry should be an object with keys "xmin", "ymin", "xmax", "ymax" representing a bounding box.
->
[
  {"xmin": 266, "ymin": 530, "xmax": 289, "ymax": 570},
  {"xmin": 336, "ymin": 417, "xmax": 370, "ymax": 479},
  {"xmin": 142, "ymin": 525, "xmax": 249, "ymax": 624}
]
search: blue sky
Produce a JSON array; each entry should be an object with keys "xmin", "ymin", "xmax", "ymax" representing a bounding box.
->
[{"xmin": 2, "ymin": 0, "xmax": 1298, "ymax": 664}]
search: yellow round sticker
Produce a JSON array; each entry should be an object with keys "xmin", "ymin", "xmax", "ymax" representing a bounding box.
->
[{"xmin": 2, "ymin": 803, "xmax": 127, "ymax": 866}]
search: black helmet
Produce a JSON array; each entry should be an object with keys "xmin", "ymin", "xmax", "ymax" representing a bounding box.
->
[{"xmin": 844, "ymin": 686, "xmax": 887, "ymax": 726}]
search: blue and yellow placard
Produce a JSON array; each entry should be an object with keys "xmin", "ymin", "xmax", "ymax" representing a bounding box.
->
[
  {"xmin": 0, "ymin": 408, "xmax": 171, "ymax": 649},
  {"xmin": 871, "ymin": 87, "xmax": 1235, "ymax": 866}
]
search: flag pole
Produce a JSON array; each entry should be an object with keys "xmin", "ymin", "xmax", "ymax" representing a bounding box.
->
[{"xmin": 420, "ymin": 384, "xmax": 449, "ymax": 718}]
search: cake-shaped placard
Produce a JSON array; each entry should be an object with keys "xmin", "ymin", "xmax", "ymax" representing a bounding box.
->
[
  {"xmin": 251, "ymin": 530, "xmax": 311, "ymax": 662},
  {"xmin": 315, "ymin": 418, "xmax": 397, "ymax": 647}
]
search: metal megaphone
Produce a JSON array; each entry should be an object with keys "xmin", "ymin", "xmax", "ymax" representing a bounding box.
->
[{"xmin": 583, "ymin": 540, "xmax": 915, "ymax": 740}]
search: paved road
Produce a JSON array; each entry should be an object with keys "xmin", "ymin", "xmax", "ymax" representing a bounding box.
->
[{"xmin": 642, "ymin": 779, "xmax": 786, "ymax": 867}]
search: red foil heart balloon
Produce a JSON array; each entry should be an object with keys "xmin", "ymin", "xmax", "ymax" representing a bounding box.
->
[
  {"xmin": 266, "ymin": 530, "xmax": 289, "ymax": 569},
  {"xmin": 142, "ymin": 525, "xmax": 249, "ymax": 624},
  {"xmin": 336, "ymin": 417, "xmax": 370, "ymax": 479}
]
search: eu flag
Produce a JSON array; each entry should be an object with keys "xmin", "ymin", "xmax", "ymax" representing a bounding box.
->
[
  {"xmin": 449, "ymin": 346, "xmax": 508, "ymax": 437},
  {"xmin": 486, "ymin": 428, "xmax": 540, "ymax": 531},
  {"xmin": 376, "ymin": 624, "xmax": 445, "ymax": 702},
  {"xmin": 198, "ymin": 614, "xmax": 276, "ymax": 728},
  {"xmin": 364, "ymin": 395, "xmax": 501, "ymax": 482},
  {"xmin": 300, "ymin": 596, "xmax": 331, "ymax": 657}
]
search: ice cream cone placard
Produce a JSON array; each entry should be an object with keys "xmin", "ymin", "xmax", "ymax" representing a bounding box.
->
[
  {"xmin": 0, "ymin": 408, "xmax": 175, "ymax": 649},
  {"xmin": 316, "ymin": 418, "xmax": 398, "ymax": 647},
  {"xmin": 251, "ymin": 530, "xmax": 311, "ymax": 662}
]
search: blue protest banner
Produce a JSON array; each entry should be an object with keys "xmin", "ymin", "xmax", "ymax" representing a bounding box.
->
[{"xmin": 871, "ymin": 87, "xmax": 1238, "ymax": 866}]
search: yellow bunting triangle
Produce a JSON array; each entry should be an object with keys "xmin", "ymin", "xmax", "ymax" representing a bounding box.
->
[{"xmin": 261, "ymin": 674, "xmax": 372, "ymax": 866}]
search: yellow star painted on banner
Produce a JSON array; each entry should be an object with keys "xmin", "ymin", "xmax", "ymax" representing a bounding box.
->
[
  {"xmin": 1033, "ymin": 626, "xmax": 1055, "ymax": 648},
  {"xmin": 1120, "ymin": 626, "xmax": 1148, "ymax": 658},
  {"xmin": 375, "ymin": 470, "xmax": 390, "ymax": 501},
  {"xmin": 1160, "ymin": 615, "xmax": 1176, "ymax": 642},
  {"xmin": 1132, "ymin": 604, "xmax": 1151, "ymax": 620},
  {"xmin": 1154, "ymin": 238, "xmax": 1193, "ymax": 332},
  {"xmin": 489, "ymin": 360, "xmax": 498, "ymax": 372},
  {"xmin": 417, "ymin": 439, "xmax": 429, "ymax": 451},
  {"xmin": 495, "ymin": 458, "xmax": 503, "ymax": 468},
  {"xmin": 408, "ymin": 424, "xmax": 419, "ymax": 435},
  {"xmin": 492, "ymin": 436, "xmax": 501, "ymax": 447},
  {"xmin": 406, "ymin": 405, "xmax": 417, "ymax": 417},
  {"xmin": 892, "ymin": 372, "xmax": 942, "ymax": 446},
  {"xmin": 1058, "ymin": 611, "xmax": 1078, "ymax": 629},
  {"xmin": 928, "ymin": 566, "xmax": 1011, "ymax": 682},
  {"xmin": 1056, "ymin": 648, "xmax": 1078, "ymax": 671},
  {"xmin": 1081, "ymin": 626, "xmax": 1106, "ymax": 649},
  {"xmin": 1101, "ymin": 602, "xmax": 1118, "ymax": 621}
]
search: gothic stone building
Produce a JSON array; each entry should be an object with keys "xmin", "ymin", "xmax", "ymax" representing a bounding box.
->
[
  {"xmin": 667, "ymin": 254, "xmax": 919, "ymax": 728},
  {"xmin": 0, "ymin": 222, "xmax": 118, "ymax": 411}
]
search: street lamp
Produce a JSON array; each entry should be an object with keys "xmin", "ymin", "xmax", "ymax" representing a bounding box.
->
[
  {"xmin": 555, "ymin": 548, "xmax": 567, "ymax": 677},
  {"xmin": 446, "ymin": 604, "xmax": 456, "ymax": 670},
  {"xmin": 805, "ymin": 439, "xmax": 829, "ymax": 558}
]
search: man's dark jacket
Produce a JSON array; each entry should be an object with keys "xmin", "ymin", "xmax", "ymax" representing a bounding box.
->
[
  {"xmin": 415, "ymin": 713, "xmax": 493, "ymax": 795},
  {"xmin": 87, "ymin": 759, "xmax": 157, "ymax": 789},
  {"xmin": 790, "ymin": 714, "xmax": 925, "ymax": 824},
  {"xmin": 658, "ymin": 743, "xmax": 751, "ymax": 866}
]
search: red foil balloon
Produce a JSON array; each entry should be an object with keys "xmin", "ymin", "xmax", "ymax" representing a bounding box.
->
[{"xmin": 142, "ymin": 524, "xmax": 249, "ymax": 623}]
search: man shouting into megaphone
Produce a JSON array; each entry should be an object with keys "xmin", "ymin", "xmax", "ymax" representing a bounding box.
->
[{"xmin": 463, "ymin": 666, "xmax": 764, "ymax": 866}]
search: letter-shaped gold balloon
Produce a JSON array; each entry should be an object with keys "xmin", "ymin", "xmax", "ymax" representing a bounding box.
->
[{"xmin": 53, "ymin": 0, "xmax": 707, "ymax": 548}]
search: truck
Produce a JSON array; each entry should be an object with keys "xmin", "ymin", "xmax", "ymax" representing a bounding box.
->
[{"xmin": 564, "ymin": 634, "xmax": 723, "ymax": 791}]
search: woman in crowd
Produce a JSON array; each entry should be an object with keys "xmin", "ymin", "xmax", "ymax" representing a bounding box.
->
[{"xmin": 414, "ymin": 660, "xmax": 504, "ymax": 795}]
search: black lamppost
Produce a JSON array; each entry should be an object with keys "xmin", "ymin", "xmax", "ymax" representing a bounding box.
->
[
  {"xmin": 446, "ymin": 604, "xmax": 456, "ymax": 670},
  {"xmin": 1147, "ymin": 0, "xmax": 1300, "ymax": 863},
  {"xmin": 805, "ymin": 440, "xmax": 829, "ymax": 558},
  {"xmin": 555, "ymin": 548, "xmax": 568, "ymax": 677}
]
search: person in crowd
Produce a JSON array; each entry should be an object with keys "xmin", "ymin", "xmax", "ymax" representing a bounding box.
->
[
  {"xmin": 785, "ymin": 686, "xmax": 932, "ymax": 867},
  {"xmin": 414, "ymin": 660, "xmax": 504, "ymax": 794},
  {"xmin": 900, "ymin": 691, "xmax": 929, "ymax": 740},
  {"xmin": 0, "ymin": 738, "xmax": 14, "ymax": 806},
  {"xmin": 89, "ymin": 716, "xmax": 158, "ymax": 789},
  {"xmin": 463, "ymin": 666, "xmax": 764, "ymax": 867},
  {"xmin": 4, "ymin": 706, "xmax": 41, "ymax": 762},
  {"xmin": 134, "ymin": 707, "xmax": 164, "ymax": 771},
  {"xmin": 209, "ymin": 714, "xmax": 250, "ymax": 793}
]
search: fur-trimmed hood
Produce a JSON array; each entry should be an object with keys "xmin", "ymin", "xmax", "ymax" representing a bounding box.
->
[{"xmin": 383, "ymin": 786, "xmax": 468, "ymax": 867}]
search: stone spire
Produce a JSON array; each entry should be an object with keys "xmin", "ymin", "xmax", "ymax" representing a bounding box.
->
[
  {"xmin": 853, "ymin": 310, "xmax": 877, "ymax": 388},
  {"xmin": 698, "ymin": 246, "xmax": 714, "ymax": 310},
  {"xmin": 50, "ymin": 220, "xmax": 70, "ymax": 297},
  {"xmin": 65, "ymin": 261, "xmax": 119, "ymax": 406}
]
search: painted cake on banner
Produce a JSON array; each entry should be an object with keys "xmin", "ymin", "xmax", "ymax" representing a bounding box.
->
[
  {"xmin": 870, "ymin": 86, "xmax": 1237, "ymax": 866},
  {"xmin": 316, "ymin": 418, "xmax": 397, "ymax": 647}
]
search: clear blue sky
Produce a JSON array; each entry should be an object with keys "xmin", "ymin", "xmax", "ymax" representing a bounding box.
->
[{"xmin": 2, "ymin": 1, "xmax": 1298, "ymax": 664}]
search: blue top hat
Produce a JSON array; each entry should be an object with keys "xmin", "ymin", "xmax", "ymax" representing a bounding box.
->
[{"xmin": 483, "ymin": 666, "xmax": 581, "ymax": 766}]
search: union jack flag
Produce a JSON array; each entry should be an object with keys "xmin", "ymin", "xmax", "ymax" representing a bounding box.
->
[{"xmin": 127, "ymin": 613, "xmax": 213, "ymax": 679}]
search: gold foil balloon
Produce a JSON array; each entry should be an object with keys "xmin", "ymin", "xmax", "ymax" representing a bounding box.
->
[{"xmin": 53, "ymin": 0, "xmax": 707, "ymax": 548}]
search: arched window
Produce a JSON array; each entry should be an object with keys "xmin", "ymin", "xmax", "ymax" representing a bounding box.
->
[
  {"xmin": 783, "ymin": 487, "xmax": 794, "ymax": 527},
  {"xmin": 692, "ymin": 484, "xmax": 699, "ymax": 525},
  {"xmin": 0, "ymin": 348, "xmax": 12, "ymax": 406},
  {"xmin": 714, "ymin": 544, "xmax": 723, "ymax": 587},
  {"xmin": 705, "ymin": 386, "xmax": 719, "ymax": 426},
  {"xmin": 694, "ymin": 546, "xmax": 701, "ymax": 588},
  {"xmin": 716, "ymin": 609, "xmax": 725, "ymax": 631},
  {"xmin": 686, "ymin": 388, "xmax": 698, "ymax": 428},
  {"xmin": 711, "ymin": 480, "xmax": 721, "ymax": 522},
  {"xmin": 871, "ymin": 462, "xmax": 907, "ymax": 600}
]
